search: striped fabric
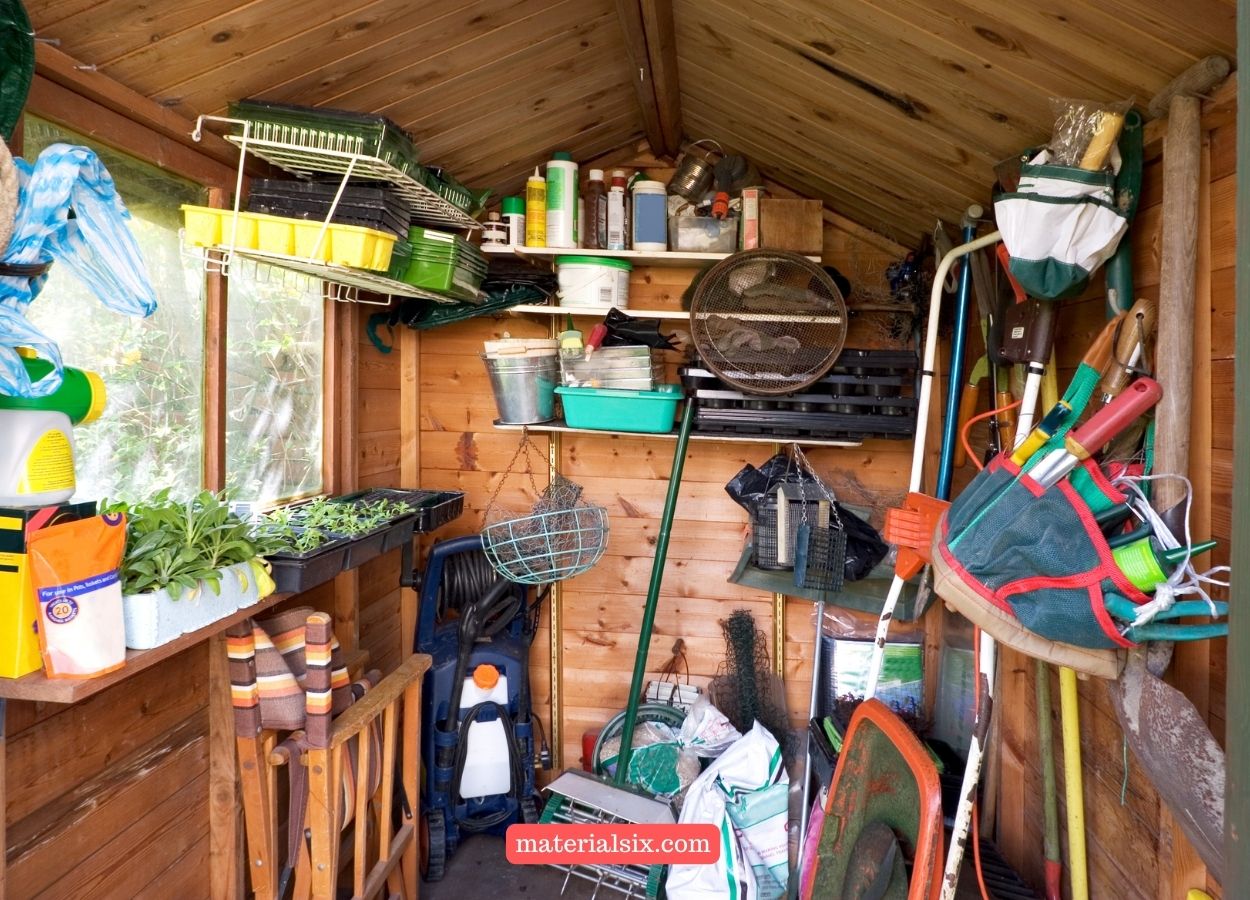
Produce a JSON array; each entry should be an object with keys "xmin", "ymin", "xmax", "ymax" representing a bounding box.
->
[{"xmin": 251, "ymin": 607, "xmax": 352, "ymax": 731}]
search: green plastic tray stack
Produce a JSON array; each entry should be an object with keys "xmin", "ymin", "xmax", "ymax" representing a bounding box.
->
[{"xmin": 400, "ymin": 226, "xmax": 488, "ymax": 302}]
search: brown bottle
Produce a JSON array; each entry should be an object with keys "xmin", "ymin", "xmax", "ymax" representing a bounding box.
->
[{"xmin": 584, "ymin": 169, "xmax": 608, "ymax": 250}]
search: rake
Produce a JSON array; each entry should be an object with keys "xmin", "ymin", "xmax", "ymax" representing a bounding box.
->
[{"xmin": 541, "ymin": 397, "xmax": 696, "ymax": 898}]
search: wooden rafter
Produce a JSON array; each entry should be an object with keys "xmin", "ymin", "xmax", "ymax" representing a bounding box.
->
[{"xmin": 614, "ymin": 0, "xmax": 682, "ymax": 158}]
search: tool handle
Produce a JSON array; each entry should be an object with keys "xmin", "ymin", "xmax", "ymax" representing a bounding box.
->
[
  {"xmin": 954, "ymin": 382, "xmax": 981, "ymax": 468},
  {"xmin": 1084, "ymin": 312, "xmax": 1126, "ymax": 373},
  {"xmin": 1067, "ymin": 377, "xmax": 1162, "ymax": 458},
  {"xmin": 1099, "ymin": 296, "xmax": 1157, "ymax": 400},
  {"xmin": 995, "ymin": 242, "xmax": 1028, "ymax": 304}
]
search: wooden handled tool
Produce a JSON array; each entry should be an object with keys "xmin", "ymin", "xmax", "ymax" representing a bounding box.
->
[{"xmin": 1100, "ymin": 297, "xmax": 1157, "ymax": 403}]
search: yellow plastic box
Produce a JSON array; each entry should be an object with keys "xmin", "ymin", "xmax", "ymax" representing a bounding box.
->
[
  {"xmin": 328, "ymin": 223, "xmax": 395, "ymax": 271},
  {"xmin": 254, "ymin": 213, "xmax": 296, "ymax": 256},
  {"xmin": 219, "ymin": 211, "xmax": 260, "ymax": 250},
  {"xmin": 293, "ymin": 220, "xmax": 333, "ymax": 262},
  {"xmin": 181, "ymin": 204, "xmax": 222, "ymax": 247}
]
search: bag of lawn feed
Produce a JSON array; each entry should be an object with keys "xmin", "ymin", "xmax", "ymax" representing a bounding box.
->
[
  {"xmin": 667, "ymin": 722, "xmax": 789, "ymax": 900},
  {"xmin": 27, "ymin": 512, "xmax": 127, "ymax": 677}
]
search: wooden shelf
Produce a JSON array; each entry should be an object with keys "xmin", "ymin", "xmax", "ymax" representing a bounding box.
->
[
  {"xmin": 509, "ymin": 303, "xmax": 689, "ymax": 321},
  {"xmin": 0, "ymin": 591, "xmax": 294, "ymax": 704},
  {"xmin": 483, "ymin": 245, "xmax": 821, "ymax": 267},
  {"xmin": 493, "ymin": 419, "xmax": 862, "ymax": 448}
]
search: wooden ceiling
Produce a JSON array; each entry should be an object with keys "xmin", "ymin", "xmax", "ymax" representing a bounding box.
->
[{"xmin": 26, "ymin": 0, "xmax": 1237, "ymax": 242}]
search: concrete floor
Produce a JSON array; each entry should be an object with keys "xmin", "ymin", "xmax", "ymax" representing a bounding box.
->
[{"xmin": 421, "ymin": 835, "xmax": 597, "ymax": 900}]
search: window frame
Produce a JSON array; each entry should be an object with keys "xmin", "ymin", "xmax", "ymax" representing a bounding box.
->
[{"xmin": 22, "ymin": 78, "xmax": 343, "ymax": 500}]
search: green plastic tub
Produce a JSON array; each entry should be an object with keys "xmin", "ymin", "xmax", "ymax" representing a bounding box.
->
[
  {"xmin": 402, "ymin": 254, "xmax": 485, "ymax": 300},
  {"xmin": 555, "ymin": 385, "xmax": 681, "ymax": 433}
]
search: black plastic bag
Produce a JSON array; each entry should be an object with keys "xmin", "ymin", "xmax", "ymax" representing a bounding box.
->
[
  {"xmin": 725, "ymin": 453, "xmax": 887, "ymax": 582},
  {"xmin": 602, "ymin": 307, "xmax": 680, "ymax": 350}
]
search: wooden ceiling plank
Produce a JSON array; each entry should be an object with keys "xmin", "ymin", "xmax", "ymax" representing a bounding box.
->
[
  {"xmin": 102, "ymin": 0, "xmax": 412, "ymax": 85},
  {"xmin": 387, "ymin": 15, "xmax": 623, "ymax": 127},
  {"xmin": 299, "ymin": 0, "xmax": 615, "ymax": 113},
  {"xmin": 1093, "ymin": 0, "xmax": 1235, "ymax": 59},
  {"xmin": 681, "ymin": 80, "xmax": 975, "ymax": 223},
  {"xmin": 412, "ymin": 67, "xmax": 632, "ymax": 160},
  {"xmin": 684, "ymin": 0, "xmax": 1040, "ymax": 156},
  {"xmin": 752, "ymin": 0, "xmax": 1056, "ymax": 136},
  {"xmin": 685, "ymin": 111, "xmax": 932, "ymax": 241},
  {"xmin": 638, "ymin": 0, "xmax": 683, "ymax": 156},
  {"xmin": 682, "ymin": 98, "xmax": 961, "ymax": 233},
  {"xmin": 35, "ymin": 0, "xmax": 245, "ymax": 68},
  {"xmin": 854, "ymin": 0, "xmax": 1145, "ymax": 101},
  {"xmin": 614, "ymin": 0, "xmax": 670, "ymax": 158},
  {"xmin": 679, "ymin": 56, "xmax": 989, "ymax": 205},
  {"xmin": 675, "ymin": 8, "xmax": 1005, "ymax": 169},
  {"xmin": 437, "ymin": 95, "xmax": 638, "ymax": 176},
  {"xmin": 459, "ymin": 118, "xmax": 643, "ymax": 193}
]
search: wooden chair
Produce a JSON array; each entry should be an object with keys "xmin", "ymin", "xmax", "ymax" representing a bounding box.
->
[{"xmin": 228, "ymin": 611, "xmax": 431, "ymax": 899}]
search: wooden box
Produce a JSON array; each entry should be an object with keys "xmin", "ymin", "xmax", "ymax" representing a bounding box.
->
[{"xmin": 759, "ymin": 199, "xmax": 823, "ymax": 255}]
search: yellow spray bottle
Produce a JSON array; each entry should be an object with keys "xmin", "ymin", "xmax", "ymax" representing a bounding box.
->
[{"xmin": 525, "ymin": 167, "xmax": 546, "ymax": 248}]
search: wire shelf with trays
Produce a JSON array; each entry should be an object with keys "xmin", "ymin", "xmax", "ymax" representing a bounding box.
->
[
  {"xmin": 185, "ymin": 244, "xmax": 475, "ymax": 306},
  {"xmin": 192, "ymin": 115, "xmax": 481, "ymax": 232}
]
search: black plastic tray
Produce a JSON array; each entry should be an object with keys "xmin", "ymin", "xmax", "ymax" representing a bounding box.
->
[
  {"xmin": 268, "ymin": 543, "xmax": 349, "ymax": 594},
  {"xmin": 247, "ymin": 198, "xmax": 408, "ymax": 238}
]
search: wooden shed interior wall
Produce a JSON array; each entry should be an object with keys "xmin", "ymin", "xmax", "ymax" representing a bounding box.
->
[{"xmin": 8, "ymin": 0, "xmax": 1241, "ymax": 895}]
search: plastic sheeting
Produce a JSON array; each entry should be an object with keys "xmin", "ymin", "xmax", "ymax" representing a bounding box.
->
[{"xmin": 0, "ymin": 143, "xmax": 157, "ymax": 398}]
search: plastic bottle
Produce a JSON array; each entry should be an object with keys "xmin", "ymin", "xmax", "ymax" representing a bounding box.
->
[
  {"xmin": 584, "ymin": 169, "xmax": 608, "ymax": 250},
  {"xmin": 577, "ymin": 197, "xmax": 586, "ymax": 248},
  {"xmin": 481, "ymin": 211, "xmax": 508, "ymax": 247},
  {"xmin": 631, "ymin": 180, "xmax": 668, "ymax": 252},
  {"xmin": 502, "ymin": 196, "xmax": 525, "ymax": 248},
  {"xmin": 0, "ymin": 357, "xmax": 107, "ymax": 425},
  {"xmin": 524, "ymin": 168, "xmax": 546, "ymax": 247},
  {"xmin": 0, "ymin": 410, "xmax": 77, "ymax": 506},
  {"xmin": 607, "ymin": 170, "xmax": 629, "ymax": 251},
  {"xmin": 545, "ymin": 151, "xmax": 578, "ymax": 249},
  {"xmin": 457, "ymin": 664, "xmax": 512, "ymax": 799}
]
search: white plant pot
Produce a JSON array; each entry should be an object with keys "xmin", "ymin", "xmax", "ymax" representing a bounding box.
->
[{"xmin": 123, "ymin": 561, "xmax": 262, "ymax": 651}]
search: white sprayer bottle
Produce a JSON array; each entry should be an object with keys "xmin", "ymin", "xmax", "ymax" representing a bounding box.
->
[
  {"xmin": 0, "ymin": 410, "xmax": 76, "ymax": 506},
  {"xmin": 457, "ymin": 664, "xmax": 512, "ymax": 799}
]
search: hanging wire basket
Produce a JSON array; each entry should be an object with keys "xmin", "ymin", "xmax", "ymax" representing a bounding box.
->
[{"xmin": 481, "ymin": 433, "xmax": 609, "ymax": 584}]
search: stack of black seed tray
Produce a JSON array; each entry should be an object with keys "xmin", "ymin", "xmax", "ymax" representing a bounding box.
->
[
  {"xmin": 246, "ymin": 179, "xmax": 409, "ymax": 237},
  {"xmin": 680, "ymin": 348, "xmax": 920, "ymax": 441}
]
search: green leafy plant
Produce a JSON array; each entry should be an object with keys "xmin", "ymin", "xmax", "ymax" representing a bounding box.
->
[{"xmin": 105, "ymin": 490, "xmax": 290, "ymax": 598}]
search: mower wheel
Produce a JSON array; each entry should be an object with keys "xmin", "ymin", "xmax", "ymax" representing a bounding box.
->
[
  {"xmin": 421, "ymin": 809, "xmax": 447, "ymax": 882},
  {"xmin": 520, "ymin": 795, "xmax": 541, "ymax": 824}
]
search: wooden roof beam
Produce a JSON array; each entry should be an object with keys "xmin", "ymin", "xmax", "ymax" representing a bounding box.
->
[{"xmin": 615, "ymin": 0, "xmax": 682, "ymax": 159}]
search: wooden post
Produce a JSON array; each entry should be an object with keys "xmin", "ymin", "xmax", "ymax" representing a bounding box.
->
[
  {"xmin": 1225, "ymin": 6, "xmax": 1250, "ymax": 892},
  {"xmin": 205, "ymin": 187, "xmax": 244, "ymax": 900},
  {"xmin": 1153, "ymin": 93, "xmax": 1201, "ymax": 522}
]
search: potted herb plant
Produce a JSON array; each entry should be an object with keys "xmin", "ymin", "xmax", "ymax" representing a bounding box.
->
[{"xmin": 106, "ymin": 490, "xmax": 290, "ymax": 650}]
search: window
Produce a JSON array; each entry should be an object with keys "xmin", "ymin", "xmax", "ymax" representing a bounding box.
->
[
  {"xmin": 224, "ymin": 261, "xmax": 324, "ymax": 505},
  {"xmin": 22, "ymin": 116, "xmax": 206, "ymax": 502}
]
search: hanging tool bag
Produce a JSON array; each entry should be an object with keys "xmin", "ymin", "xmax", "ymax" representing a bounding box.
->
[
  {"xmin": 931, "ymin": 456, "xmax": 1150, "ymax": 679},
  {"xmin": 992, "ymin": 150, "xmax": 1128, "ymax": 299}
]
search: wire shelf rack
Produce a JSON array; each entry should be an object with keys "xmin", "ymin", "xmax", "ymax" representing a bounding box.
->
[{"xmin": 217, "ymin": 130, "xmax": 480, "ymax": 232}]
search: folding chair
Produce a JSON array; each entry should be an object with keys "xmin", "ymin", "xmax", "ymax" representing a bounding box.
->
[{"xmin": 229, "ymin": 611, "xmax": 431, "ymax": 899}]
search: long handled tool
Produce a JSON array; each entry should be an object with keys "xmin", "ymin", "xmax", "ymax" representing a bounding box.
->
[
  {"xmin": 542, "ymin": 398, "xmax": 696, "ymax": 898},
  {"xmin": 865, "ymin": 225, "xmax": 1001, "ymax": 698},
  {"xmin": 1103, "ymin": 58, "xmax": 1231, "ymax": 882}
]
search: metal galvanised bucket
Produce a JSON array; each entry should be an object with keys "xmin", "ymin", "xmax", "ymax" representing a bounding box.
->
[{"xmin": 481, "ymin": 353, "xmax": 559, "ymax": 424}]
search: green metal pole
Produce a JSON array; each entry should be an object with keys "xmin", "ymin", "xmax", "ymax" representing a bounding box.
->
[
  {"xmin": 613, "ymin": 398, "xmax": 696, "ymax": 785},
  {"xmin": 1227, "ymin": 2, "xmax": 1250, "ymax": 891}
]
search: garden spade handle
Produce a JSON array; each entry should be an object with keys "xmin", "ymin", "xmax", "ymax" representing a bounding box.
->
[{"xmin": 614, "ymin": 398, "xmax": 695, "ymax": 784}]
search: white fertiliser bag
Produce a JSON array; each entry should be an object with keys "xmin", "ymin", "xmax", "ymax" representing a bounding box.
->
[{"xmin": 666, "ymin": 721, "xmax": 789, "ymax": 900}]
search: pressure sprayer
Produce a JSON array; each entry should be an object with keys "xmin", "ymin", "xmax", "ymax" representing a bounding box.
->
[{"xmin": 0, "ymin": 354, "xmax": 107, "ymax": 506}]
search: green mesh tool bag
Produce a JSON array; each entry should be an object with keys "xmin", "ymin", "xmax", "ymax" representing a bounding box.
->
[{"xmin": 933, "ymin": 456, "xmax": 1150, "ymax": 678}]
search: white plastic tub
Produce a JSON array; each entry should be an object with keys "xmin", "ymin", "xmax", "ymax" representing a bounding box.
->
[
  {"xmin": 123, "ymin": 561, "xmax": 262, "ymax": 650},
  {"xmin": 556, "ymin": 255, "xmax": 631, "ymax": 308}
]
